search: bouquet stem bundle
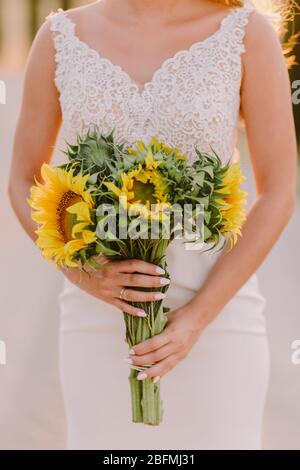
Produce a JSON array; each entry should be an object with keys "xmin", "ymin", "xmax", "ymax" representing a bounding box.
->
[
  {"xmin": 28, "ymin": 129, "xmax": 247, "ymax": 426},
  {"xmin": 123, "ymin": 239, "xmax": 170, "ymax": 424}
]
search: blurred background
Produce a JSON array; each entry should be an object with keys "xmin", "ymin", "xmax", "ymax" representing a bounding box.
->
[{"xmin": 0, "ymin": 0, "xmax": 299, "ymax": 450}]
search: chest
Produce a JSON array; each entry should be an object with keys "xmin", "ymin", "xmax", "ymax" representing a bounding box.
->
[
  {"xmin": 61, "ymin": 36, "xmax": 242, "ymax": 120},
  {"xmin": 52, "ymin": 8, "xmax": 250, "ymax": 158}
]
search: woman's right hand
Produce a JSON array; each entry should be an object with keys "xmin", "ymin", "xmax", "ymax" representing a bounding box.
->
[{"xmin": 62, "ymin": 258, "xmax": 170, "ymax": 317}]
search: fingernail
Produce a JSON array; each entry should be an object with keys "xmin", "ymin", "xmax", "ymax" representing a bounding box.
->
[
  {"xmin": 156, "ymin": 266, "xmax": 165, "ymax": 275},
  {"xmin": 124, "ymin": 358, "xmax": 133, "ymax": 364},
  {"xmin": 153, "ymin": 376, "xmax": 160, "ymax": 384},
  {"xmin": 137, "ymin": 310, "xmax": 147, "ymax": 317},
  {"xmin": 129, "ymin": 348, "xmax": 135, "ymax": 355},
  {"xmin": 154, "ymin": 292, "xmax": 166, "ymax": 300},
  {"xmin": 137, "ymin": 372, "xmax": 147, "ymax": 381},
  {"xmin": 160, "ymin": 278, "xmax": 170, "ymax": 286}
]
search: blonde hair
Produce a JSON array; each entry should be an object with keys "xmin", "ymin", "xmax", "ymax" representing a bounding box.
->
[{"xmin": 215, "ymin": 0, "xmax": 299, "ymax": 66}]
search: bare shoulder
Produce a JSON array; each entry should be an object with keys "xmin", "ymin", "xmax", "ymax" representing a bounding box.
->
[
  {"xmin": 47, "ymin": 1, "xmax": 101, "ymax": 24},
  {"xmin": 240, "ymin": 9, "xmax": 291, "ymax": 115},
  {"xmin": 244, "ymin": 9, "xmax": 284, "ymax": 60},
  {"xmin": 26, "ymin": 17, "xmax": 55, "ymax": 70},
  {"xmin": 30, "ymin": 2, "xmax": 99, "ymax": 62}
]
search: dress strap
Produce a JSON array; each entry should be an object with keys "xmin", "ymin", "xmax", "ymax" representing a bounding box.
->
[
  {"xmin": 46, "ymin": 10, "xmax": 76, "ymax": 96},
  {"xmin": 228, "ymin": 4, "xmax": 255, "ymax": 54},
  {"xmin": 215, "ymin": 4, "xmax": 255, "ymax": 58},
  {"xmin": 47, "ymin": 9, "xmax": 75, "ymax": 37}
]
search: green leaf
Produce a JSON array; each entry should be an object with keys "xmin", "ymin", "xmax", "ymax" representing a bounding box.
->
[
  {"xmin": 203, "ymin": 225, "xmax": 212, "ymax": 241},
  {"xmin": 85, "ymin": 257, "xmax": 105, "ymax": 269},
  {"xmin": 204, "ymin": 211, "xmax": 211, "ymax": 224},
  {"xmin": 88, "ymin": 172, "xmax": 100, "ymax": 184},
  {"xmin": 193, "ymin": 172, "xmax": 205, "ymax": 187},
  {"xmin": 95, "ymin": 241, "xmax": 120, "ymax": 256}
]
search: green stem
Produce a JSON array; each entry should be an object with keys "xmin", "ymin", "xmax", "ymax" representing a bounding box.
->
[
  {"xmin": 142, "ymin": 378, "xmax": 163, "ymax": 425},
  {"xmin": 129, "ymin": 369, "xmax": 143, "ymax": 423},
  {"xmin": 123, "ymin": 239, "xmax": 170, "ymax": 425}
]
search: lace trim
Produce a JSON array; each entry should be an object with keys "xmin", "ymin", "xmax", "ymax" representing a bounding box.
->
[
  {"xmin": 48, "ymin": 5, "xmax": 254, "ymax": 95},
  {"xmin": 47, "ymin": 5, "xmax": 255, "ymax": 162}
]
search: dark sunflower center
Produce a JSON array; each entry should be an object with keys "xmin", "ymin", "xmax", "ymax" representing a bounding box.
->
[
  {"xmin": 56, "ymin": 191, "xmax": 82, "ymax": 242},
  {"xmin": 132, "ymin": 180, "xmax": 157, "ymax": 205}
]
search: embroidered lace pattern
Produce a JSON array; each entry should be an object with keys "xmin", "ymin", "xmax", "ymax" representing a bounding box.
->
[{"xmin": 48, "ymin": 5, "xmax": 254, "ymax": 162}]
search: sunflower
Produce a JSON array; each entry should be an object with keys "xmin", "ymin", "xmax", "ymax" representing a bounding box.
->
[
  {"xmin": 216, "ymin": 161, "xmax": 248, "ymax": 246},
  {"xmin": 104, "ymin": 147, "xmax": 170, "ymax": 219},
  {"xmin": 28, "ymin": 164, "xmax": 97, "ymax": 267},
  {"xmin": 128, "ymin": 137, "xmax": 186, "ymax": 161}
]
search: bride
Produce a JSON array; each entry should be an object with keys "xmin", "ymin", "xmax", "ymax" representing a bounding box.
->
[{"xmin": 9, "ymin": 0, "xmax": 297, "ymax": 450}]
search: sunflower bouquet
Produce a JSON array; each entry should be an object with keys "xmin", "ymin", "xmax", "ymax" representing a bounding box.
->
[{"xmin": 29, "ymin": 128, "xmax": 247, "ymax": 426}]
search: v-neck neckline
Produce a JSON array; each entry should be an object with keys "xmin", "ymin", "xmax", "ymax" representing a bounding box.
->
[{"xmin": 62, "ymin": 7, "xmax": 237, "ymax": 96}]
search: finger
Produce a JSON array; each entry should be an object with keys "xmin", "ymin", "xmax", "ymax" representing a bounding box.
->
[
  {"xmin": 112, "ymin": 299, "xmax": 147, "ymax": 318},
  {"xmin": 130, "ymin": 330, "xmax": 170, "ymax": 356},
  {"xmin": 136, "ymin": 355, "xmax": 178, "ymax": 380},
  {"xmin": 129, "ymin": 343, "xmax": 175, "ymax": 367},
  {"xmin": 118, "ymin": 273, "xmax": 170, "ymax": 289},
  {"xmin": 92, "ymin": 255, "xmax": 110, "ymax": 265},
  {"xmin": 110, "ymin": 259, "xmax": 165, "ymax": 276},
  {"xmin": 119, "ymin": 288, "xmax": 166, "ymax": 303},
  {"xmin": 64, "ymin": 267, "xmax": 86, "ymax": 285},
  {"xmin": 83, "ymin": 259, "xmax": 109, "ymax": 276},
  {"xmin": 83, "ymin": 255, "xmax": 109, "ymax": 269}
]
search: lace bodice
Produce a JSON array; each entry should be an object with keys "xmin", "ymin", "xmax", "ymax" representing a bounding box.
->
[{"xmin": 49, "ymin": 5, "xmax": 254, "ymax": 162}]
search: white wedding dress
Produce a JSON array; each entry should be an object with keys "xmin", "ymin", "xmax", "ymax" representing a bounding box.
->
[{"xmin": 49, "ymin": 4, "xmax": 270, "ymax": 450}]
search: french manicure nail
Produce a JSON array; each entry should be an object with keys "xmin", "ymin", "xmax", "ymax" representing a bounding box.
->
[
  {"xmin": 129, "ymin": 348, "xmax": 135, "ymax": 355},
  {"xmin": 160, "ymin": 278, "xmax": 170, "ymax": 286},
  {"xmin": 153, "ymin": 376, "xmax": 160, "ymax": 384},
  {"xmin": 137, "ymin": 372, "xmax": 147, "ymax": 381},
  {"xmin": 137, "ymin": 310, "xmax": 147, "ymax": 317},
  {"xmin": 124, "ymin": 358, "xmax": 133, "ymax": 364},
  {"xmin": 156, "ymin": 266, "xmax": 165, "ymax": 275},
  {"xmin": 154, "ymin": 292, "xmax": 166, "ymax": 300}
]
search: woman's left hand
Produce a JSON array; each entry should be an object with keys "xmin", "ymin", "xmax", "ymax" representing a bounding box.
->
[{"xmin": 127, "ymin": 301, "xmax": 207, "ymax": 381}]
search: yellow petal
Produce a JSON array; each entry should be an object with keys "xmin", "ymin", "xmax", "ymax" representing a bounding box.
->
[
  {"xmin": 67, "ymin": 201, "xmax": 91, "ymax": 223},
  {"xmin": 82, "ymin": 230, "xmax": 97, "ymax": 244},
  {"xmin": 104, "ymin": 181, "xmax": 122, "ymax": 197}
]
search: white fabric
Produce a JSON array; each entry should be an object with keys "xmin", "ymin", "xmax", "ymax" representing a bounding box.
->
[
  {"xmin": 59, "ymin": 297, "xmax": 269, "ymax": 450},
  {"xmin": 49, "ymin": 5, "xmax": 252, "ymax": 161},
  {"xmin": 49, "ymin": 5, "xmax": 270, "ymax": 450}
]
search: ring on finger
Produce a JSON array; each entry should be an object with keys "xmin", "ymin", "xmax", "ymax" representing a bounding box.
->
[{"xmin": 119, "ymin": 287, "xmax": 126, "ymax": 300}]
